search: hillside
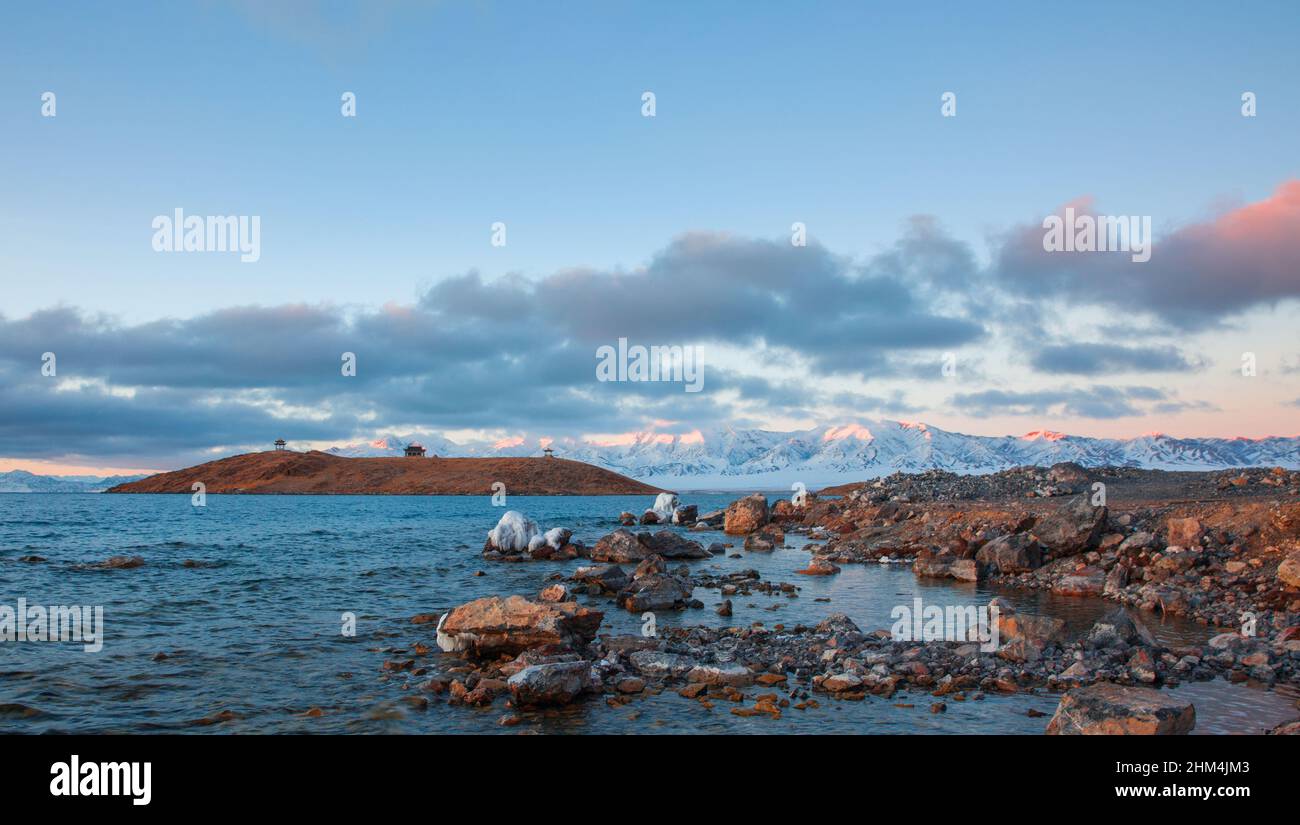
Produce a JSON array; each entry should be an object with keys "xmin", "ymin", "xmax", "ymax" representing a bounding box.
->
[{"xmin": 104, "ymin": 451, "xmax": 665, "ymax": 495}]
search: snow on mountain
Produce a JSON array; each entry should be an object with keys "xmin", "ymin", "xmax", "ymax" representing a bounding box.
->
[
  {"xmin": 326, "ymin": 420, "xmax": 1300, "ymax": 490},
  {"xmin": 0, "ymin": 470, "xmax": 148, "ymax": 493}
]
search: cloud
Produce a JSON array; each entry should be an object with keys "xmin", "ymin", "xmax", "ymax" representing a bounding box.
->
[
  {"xmin": 949, "ymin": 385, "xmax": 1175, "ymax": 419},
  {"xmin": 1029, "ymin": 343, "xmax": 1204, "ymax": 375},
  {"xmin": 993, "ymin": 180, "xmax": 1300, "ymax": 328}
]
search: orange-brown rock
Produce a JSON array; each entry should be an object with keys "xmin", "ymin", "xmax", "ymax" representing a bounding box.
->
[
  {"xmin": 724, "ymin": 494, "xmax": 770, "ymax": 535},
  {"xmin": 1045, "ymin": 683, "xmax": 1195, "ymax": 735},
  {"xmin": 435, "ymin": 595, "xmax": 602, "ymax": 656}
]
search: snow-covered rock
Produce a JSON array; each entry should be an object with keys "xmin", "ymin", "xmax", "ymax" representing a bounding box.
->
[
  {"xmin": 650, "ymin": 493, "xmax": 679, "ymax": 521},
  {"xmin": 487, "ymin": 511, "xmax": 539, "ymax": 553}
]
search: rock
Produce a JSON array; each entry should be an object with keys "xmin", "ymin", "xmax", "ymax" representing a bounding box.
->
[
  {"xmin": 507, "ymin": 661, "xmax": 593, "ymax": 706},
  {"xmin": 724, "ymin": 494, "xmax": 770, "ymax": 535},
  {"xmin": 590, "ymin": 529, "xmax": 708, "ymax": 563},
  {"xmin": 1033, "ymin": 495, "xmax": 1107, "ymax": 556},
  {"xmin": 621, "ymin": 572, "xmax": 693, "ymax": 612},
  {"xmin": 687, "ymin": 664, "xmax": 754, "ymax": 687},
  {"xmin": 538, "ymin": 583, "xmax": 574, "ymax": 603},
  {"xmin": 996, "ymin": 605, "xmax": 1065, "ymax": 663},
  {"xmin": 744, "ymin": 529, "xmax": 782, "ymax": 551},
  {"xmin": 1045, "ymin": 683, "xmax": 1195, "ymax": 735},
  {"xmin": 707, "ymin": 542, "xmax": 727, "ymax": 555},
  {"xmin": 435, "ymin": 595, "xmax": 603, "ymax": 656},
  {"xmin": 640, "ymin": 510, "xmax": 660, "ymax": 525},
  {"xmin": 642, "ymin": 530, "xmax": 710, "ymax": 559},
  {"xmin": 821, "ymin": 673, "xmax": 864, "ymax": 692},
  {"xmin": 618, "ymin": 512, "xmax": 637, "ymax": 526},
  {"xmin": 628, "ymin": 651, "xmax": 697, "ymax": 679},
  {"xmin": 1267, "ymin": 719, "xmax": 1300, "ymax": 735},
  {"xmin": 950, "ymin": 558, "xmax": 984, "ymax": 582},
  {"xmin": 617, "ymin": 677, "xmax": 646, "ymax": 694},
  {"xmin": 1167, "ymin": 517, "xmax": 1204, "ymax": 549},
  {"xmin": 1086, "ymin": 609, "xmax": 1156, "ymax": 648},
  {"xmin": 975, "ymin": 533, "xmax": 1043, "ymax": 573},
  {"xmin": 99, "ymin": 555, "xmax": 145, "ymax": 569},
  {"xmin": 1103, "ymin": 563, "xmax": 1129, "ymax": 597},
  {"xmin": 696, "ymin": 509, "xmax": 725, "ymax": 527},
  {"xmin": 796, "ymin": 558, "xmax": 840, "ymax": 576},
  {"xmin": 649, "ymin": 492, "xmax": 679, "ymax": 522},
  {"xmin": 816, "ymin": 613, "xmax": 862, "ymax": 637},
  {"xmin": 672, "ymin": 504, "xmax": 698, "ymax": 525},
  {"xmin": 716, "ymin": 599, "xmax": 733, "ymax": 617},
  {"xmin": 572, "ymin": 564, "xmax": 630, "ymax": 592},
  {"xmin": 1278, "ymin": 552, "xmax": 1300, "ymax": 588},
  {"xmin": 486, "ymin": 511, "xmax": 539, "ymax": 553},
  {"xmin": 1053, "ymin": 566, "xmax": 1105, "ymax": 597},
  {"xmin": 1118, "ymin": 532, "xmax": 1155, "ymax": 552},
  {"xmin": 913, "ymin": 549, "xmax": 956, "ymax": 579}
]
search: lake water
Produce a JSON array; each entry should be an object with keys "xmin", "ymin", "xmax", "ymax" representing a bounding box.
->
[{"xmin": 1, "ymin": 493, "xmax": 1295, "ymax": 734}]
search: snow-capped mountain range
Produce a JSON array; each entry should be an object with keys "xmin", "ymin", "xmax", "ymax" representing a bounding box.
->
[
  {"xmin": 324, "ymin": 422, "xmax": 1300, "ymax": 490},
  {"xmin": 0, "ymin": 470, "xmax": 148, "ymax": 493}
]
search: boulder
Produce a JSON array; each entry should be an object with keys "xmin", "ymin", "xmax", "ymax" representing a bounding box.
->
[
  {"xmin": 950, "ymin": 558, "xmax": 984, "ymax": 582},
  {"xmin": 696, "ymin": 509, "xmax": 725, "ymax": 527},
  {"xmin": 538, "ymin": 583, "xmax": 574, "ymax": 603},
  {"xmin": 639, "ymin": 510, "xmax": 660, "ymax": 525},
  {"xmin": 1278, "ymin": 552, "xmax": 1300, "ymax": 588},
  {"xmin": 724, "ymin": 494, "xmax": 770, "ymax": 535},
  {"xmin": 628, "ymin": 650, "xmax": 697, "ymax": 679},
  {"xmin": 687, "ymin": 664, "xmax": 754, "ymax": 687},
  {"xmin": 590, "ymin": 529, "xmax": 708, "ymax": 563},
  {"xmin": 649, "ymin": 492, "xmax": 679, "ymax": 522},
  {"xmin": 671, "ymin": 504, "xmax": 698, "ymax": 525},
  {"xmin": 486, "ymin": 511, "xmax": 539, "ymax": 553},
  {"xmin": 1117, "ymin": 532, "xmax": 1155, "ymax": 552},
  {"xmin": 572, "ymin": 564, "xmax": 630, "ymax": 593},
  {"xmin": 642, "ymin": 530, "xmax": 710, "ymax": 559},
  {"xmin": 744, "ymin": 528, "xmax": 783, "ymax": 551},
  {"xmin": 1053, "ymin": 566, "xmax": 1105, "ymax": 597},
  {"xmin": 435, "ymin": 595, "xmax": 603, "ymax": 655},
  {"xmin": 1086, "ymin": 609, "xmax": 1156, "ymax": 648},
  {"xmin": 976, "ymin": 533, "xmax": 1043, "ymax": 573},
  {"xmin": 796, "ymin": 558, "xmax": 841, "ymax": 576},
  {"xmin": 913, "ymin": 549, "xmax": 956, "ymax": 579},
  {"xmin": 821, "ymin": 673, "xmax": 864, "ymax": 692},
  {"xmin": 507, "ymin": 660, "xmax": 593, "ymax": 706},
  {"xmin": 995, "ymin": 601, "xmax": 1065, "ymax": 662},
  {"xmin": 1045, "ymin": 683, "xmax": 1195, "ymax": 735},
  {"xmin": 618, "ymin": 512, "xmax": 637, "ymax": 526},
  {"xmin": 98, "ymin": 555, "xmax": 145, "ymax": 569},
  {"xmin": 621, "ymin": 572, "xmax": 693, "ymax": 612},
  {"xmin": 1033, "ymin": 495, "xmax": 1107, "ymax": 556},
  {"xmin": 1166, "ymin": 517, "xmax": 1204, "ymax": 549}
]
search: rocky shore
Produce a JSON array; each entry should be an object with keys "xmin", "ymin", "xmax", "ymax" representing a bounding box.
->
[{"xmin": 383, "ymin": 465, "xmax": 1300, "ymax": 733}]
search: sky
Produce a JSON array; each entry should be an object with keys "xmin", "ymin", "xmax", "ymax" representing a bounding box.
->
[{"xmin": 1, "ymin": 0, "xmax": 1298, "ymax": 474}]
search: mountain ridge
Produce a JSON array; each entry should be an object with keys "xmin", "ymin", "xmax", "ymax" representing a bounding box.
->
[{"xmin": 324, "ymin": 421, "xmax": 1300, "ymax": 489}]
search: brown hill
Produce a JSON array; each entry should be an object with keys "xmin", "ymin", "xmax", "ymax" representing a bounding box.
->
[{"xmin": 105, "ymin": 451, "xmax": 665, "ymax": 496}]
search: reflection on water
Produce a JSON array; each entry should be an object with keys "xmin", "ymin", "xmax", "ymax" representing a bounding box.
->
[{"xmin": 0, "ymin": 493, "xmax": 1293, "ymax": 734}]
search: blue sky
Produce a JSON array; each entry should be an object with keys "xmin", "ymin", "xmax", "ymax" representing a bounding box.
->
[{"xmin": 1, "ymin": 1, "xmax": 1298, "ymax": 472}]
